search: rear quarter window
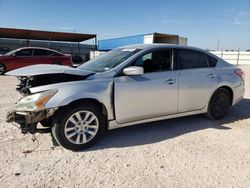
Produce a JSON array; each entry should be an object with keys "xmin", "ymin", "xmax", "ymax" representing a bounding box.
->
[
  {"xmin": 207, "ymin": 55, "xmax": 217, "ymax": 67},
  {"xmin": 47, "ymin": 51, "xmax": 63, "ymax": 56}
]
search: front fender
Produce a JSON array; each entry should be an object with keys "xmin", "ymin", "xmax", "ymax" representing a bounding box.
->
[{"xmin": 30, "ymin": 80, "xmax": 114, "ymax": 120}]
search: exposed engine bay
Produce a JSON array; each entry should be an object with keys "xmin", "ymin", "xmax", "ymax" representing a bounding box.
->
[{"xmin": 16, "ymin": 73, "xmax": 90, "ymax": 95}]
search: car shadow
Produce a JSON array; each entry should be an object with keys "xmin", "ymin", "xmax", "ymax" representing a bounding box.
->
[{"xmin": 85, "ymin": 98, "xmax": 250, "ymax": 151}]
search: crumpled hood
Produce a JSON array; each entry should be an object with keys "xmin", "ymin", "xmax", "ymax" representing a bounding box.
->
[{"xmin": 5, "ymin": 64, "xmax": 93, "ymax": 77}]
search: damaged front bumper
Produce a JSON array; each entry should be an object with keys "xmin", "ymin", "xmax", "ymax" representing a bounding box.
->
[{"xmin": 6, "ymin": 108, "xmax": 56, "ymax": 134}]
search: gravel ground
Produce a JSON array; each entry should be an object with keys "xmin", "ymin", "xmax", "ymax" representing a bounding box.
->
[{"xmin": 0, "ymin": 67, "xmax": 250, "ymax": 188}]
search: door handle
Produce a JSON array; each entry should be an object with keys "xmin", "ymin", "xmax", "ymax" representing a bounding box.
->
[
  {"xmin": 165, "ymin": 79, "xmax": 176, "ymax": 84},
  {"xmin": 207, "ymin": 73, "xmax": 217, "ymax": 78}
]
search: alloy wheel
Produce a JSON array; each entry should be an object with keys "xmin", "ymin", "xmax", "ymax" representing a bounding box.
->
[{"xmin": 64, "ymin": 110, "xmax": 99, "ymax": 145}]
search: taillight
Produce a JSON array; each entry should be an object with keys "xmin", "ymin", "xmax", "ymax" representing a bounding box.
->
[{"xmin": 235, "ymin": 69, "xmax": 245, "ymax": 80}]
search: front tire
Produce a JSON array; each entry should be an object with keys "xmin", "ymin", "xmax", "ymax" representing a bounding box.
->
[
  {"xmin": 207, "ymin": 88, "xmax": 231, "ymax": 120},
  {"xmin": 52, "ymin": 102, "xmax": 105, "ymax": 151},
  {"xmin": 40, "ymin": 118, "xmax": 52, "ymax": 127},
  {"xmin": 0, "ymin": 63, "xmax": 5, "ymax": 75}
]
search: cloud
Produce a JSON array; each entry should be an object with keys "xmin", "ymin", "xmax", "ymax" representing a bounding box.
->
[
  {"xmin": 60, "ymin": 26, "xmax": 73, "ymax": 31},
  {"xmin": 224, "ymin": 9, "xmax": 236, "ymax": 14},
  {"xmin": 201, "ymin": 19, "xmax": 228, "ymax": 23},
  {"xmin": 238, "ymin": 11, "xmax": 250, "ymax": 16},
  {"xmin": 232, "ymin": 11, "xmax": 250, "ymax": 25},
  {"xmin": 162, "ymin": 20, "xmax": 192, "ymax": 24},
  {"xmin": 233, "ymin": 18, "xmax": 250, "ymax": 25},
  {"xmin": 223, "ymin": 9, "xmax": 250, "ymax": 25}
]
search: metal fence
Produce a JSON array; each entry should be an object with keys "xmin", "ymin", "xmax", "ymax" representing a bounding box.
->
[
  {"xmin": 210, "ymin": 51, "xmax": 250, "ymax": 66},
  {"xmin": 0, "ymin": 38, "xmax": 96, "ymax": 62}
]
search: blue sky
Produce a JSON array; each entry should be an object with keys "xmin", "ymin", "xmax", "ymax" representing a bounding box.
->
[{"xmin": 0, "ymin": 0, "xmax": 250, "ymax": 50}]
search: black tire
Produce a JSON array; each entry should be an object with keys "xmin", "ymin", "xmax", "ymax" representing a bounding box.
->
[
  {"xmin": 207, "ymin": 88, "xmax": 231, "ymax": 120},
  {"xmin": 52, "ymin": 61, "xmax": 62, "ymax": 65},
  {"xmin": 51, "ymin": 102, "xmax": 106, "ymax": 151},
  {"xmin": 40, "ymin": 118, "xmax": 52, "ymax": 127},
  {"xmin": 0, "ymin": 63, "xmax": 5, "ymax": 75}
]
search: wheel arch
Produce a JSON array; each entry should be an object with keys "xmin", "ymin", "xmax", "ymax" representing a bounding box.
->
[
  {"xmin": 210, "ymin": 85, "xmax": 234, "ymax": 106},
  {"xmin": 55, "ymin": 98, "xmax": 109, "ymax": 130},
  {"xmin": 67, "ymin": 98, "xmax": 108, "ymax": 116}
]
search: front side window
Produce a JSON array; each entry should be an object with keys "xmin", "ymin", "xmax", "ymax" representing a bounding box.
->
[
  {"xmin": 176, "ymin": 49, "xmax": 208, "ymax": 70},
  {"xmin": 133, "ymin": 50, "xmax": 172, "ymax": 73},
  {"xmin": 15, "ymin": 49, "xmax": 33, "ymax": 57},
  {"xmin": 78, "ymin": 48, "xmax": 141, "ymax": 73}
]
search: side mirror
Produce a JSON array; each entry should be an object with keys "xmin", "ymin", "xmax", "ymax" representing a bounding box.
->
[{"xmin": 123, "ymin": 66, "xmax": 144, "ymax": 76}]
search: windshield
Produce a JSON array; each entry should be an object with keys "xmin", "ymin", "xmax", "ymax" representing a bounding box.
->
[
  {"xmin": 78, "ymin": 48, "xmax": 141, "ymax": 72},
  {"xmin": 5, "ymin": 49, "xmax": 19, "ymax": 56}
]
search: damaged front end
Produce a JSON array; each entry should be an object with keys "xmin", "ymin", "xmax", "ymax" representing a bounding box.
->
[
  {"xmin": 6, "ymin": 108, "xmax": 56, "ymax": 134},
  {"xmin": 7, "ymin": 74, "xmax": 88, "ymax": 133},
  {"xmin": 6, "ymin": 75, "xmax": 91, "ymax": 133},
  {"xmin": 6, "ymin": 89, "xmax": 59, "ymax": 134},
  {"xmin": 5, "ymin": 65, "xmax": 95, "ymax": 133}
]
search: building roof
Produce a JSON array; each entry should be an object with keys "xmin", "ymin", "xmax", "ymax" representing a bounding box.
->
[
  {"xmin": 0, "ymin": 27, "xmax": 96, "ymax": 42},
  {"xmin": 99, "ymin": 32, "xmax": 178, "ymax": 41},
  {"xmin": 98, "ymin": 32, "xmax": 181, "ymax": 51}
]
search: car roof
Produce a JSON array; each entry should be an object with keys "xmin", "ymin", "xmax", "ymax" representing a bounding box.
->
[
  {"xmin": 120, "ymin": 43, "xmax": 200, "ymax": 51},
  {"xmin": 15, "ymin": 47, "xmax": 64, "ymax": 55},
  {"xmin": 118, "ymin": 44, "xmax": 218, "ymax": 59}
]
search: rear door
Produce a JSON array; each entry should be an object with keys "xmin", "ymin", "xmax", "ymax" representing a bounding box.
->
[
  {"xmin": 175, "ymin": 49, "xmax": 219, "ymax": 112},
  {"xmin": 114, "ymin": 49, "xmax": 179, "ymax": 124},
  {"xmin": 33, "ymin": 49, "xmax": 51, "ymax": 64},
  {"xmin": 47, "ymin": 50, "xmax": 66, "ymax": 65}
]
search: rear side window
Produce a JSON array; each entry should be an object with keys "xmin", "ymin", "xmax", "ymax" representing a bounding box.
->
[
  {"xmin": 207, "ymin": 55, "xmax": 217, "ymax": 67},
  {"xmin": 47, "ymin": 50, "xmax": 62, "ymax": 56},
  {"xmin": 33, "ymin": 49, "xmax": 48, "ymax": 56},
  {"xmin": 175, "ymin": 49, "xmax": 208, "ymax": 70}
]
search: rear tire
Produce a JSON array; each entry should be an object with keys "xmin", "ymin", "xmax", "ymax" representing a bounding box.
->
[
  {"xmin": 51, "ymin": 102, "xmax": 105, "ymax": 151},
  {"xmin": 0, "ymin": 63, "xmax": 5, "ymax": 75},
  {"xmin": 207, "ymin": 88, "xmax": 231, "ymax": 120},
  {"xmin": 52, "ymin": 61, "xmax": 62, "ymax": 65}
]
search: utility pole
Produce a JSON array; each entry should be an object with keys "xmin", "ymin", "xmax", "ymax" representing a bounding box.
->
[
  {"xmin": 217, "ymin": 40, "xmax": 220, "ymax": 51},
  {"xmin": 236, "ymin": 48, "xmax": 240, "ymax": 66}
]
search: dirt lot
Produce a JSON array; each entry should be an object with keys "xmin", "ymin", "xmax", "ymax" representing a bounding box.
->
[{"xmin": 0, "ymin": 67, "xmax": 250, "ymax": 188}]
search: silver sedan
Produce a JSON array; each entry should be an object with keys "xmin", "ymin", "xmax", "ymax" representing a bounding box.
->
[{"xmin": 6, "ymin": 44, "xmax": 245, "ymax": 151}]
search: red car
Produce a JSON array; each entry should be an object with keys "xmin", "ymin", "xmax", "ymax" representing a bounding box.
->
[{"xmin": 0, "ymin": 47, "xmax": 73, "ymax": 74}]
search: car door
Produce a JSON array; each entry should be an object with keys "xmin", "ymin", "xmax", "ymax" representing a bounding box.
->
[
  {"xmin": 114, "ymin": 49, "xmax": 179, "ymax": 124},
  {"xmin": 33, "ymin": 49, "xmax": 51, "ymax": 64},
  {"xmin": 10, "ymin": 49, "xmax": 33, "ymax": 69},
  {"xmin": 175, "ymin": 49, "xmax": 219, "ymax": 112}
]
